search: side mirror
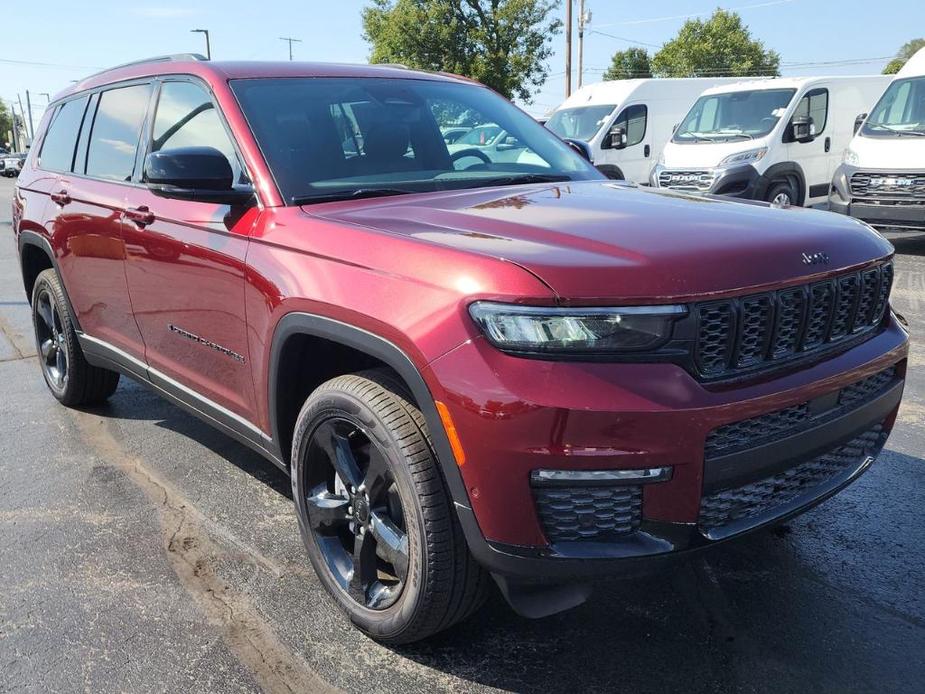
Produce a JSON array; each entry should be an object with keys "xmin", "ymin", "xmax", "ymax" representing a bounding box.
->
[
  {"xmin": 562, "ymin": 138, "xmax": 592, "ymax": 162},
  {"xmin": 854, "ymin": 113, "xmax": 867, "ymax": 134},
  {"xmin": 791, "ymin": 115, "xmax": 816, "ymax": 143},
  {"xmin": 144, "ymin": 146, "xmax": 253, "ymax": 205},
  {"xmin": 603, "ymin": 125, "xmax": 627, "ymax": 150}
]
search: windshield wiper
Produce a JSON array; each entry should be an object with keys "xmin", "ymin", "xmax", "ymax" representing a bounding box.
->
[
  {"xmin": 462, "ymin": 173, "xmax": 572, "ymax": 188},
  {"xmin": 677, "ymin": 132, "xmax": 713, "ymax": 143},
  {"xmin": 718, "ymin": 131, "xmax": 754, "ymax": 140},
  {"xmin": 868, "ymin": 124, "xmax": 925, "ymax": 136},
  {"xmin": 293, "ymin": 187, "xmax": 418, "ymax": 205}
]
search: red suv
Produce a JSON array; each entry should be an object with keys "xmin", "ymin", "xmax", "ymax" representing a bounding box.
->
[{"xmin": 12, "ymin": 56, "xmax": 908, "ymax": 643}]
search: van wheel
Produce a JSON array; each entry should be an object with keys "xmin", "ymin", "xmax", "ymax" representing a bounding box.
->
[
  {"xmin": 291, "ymin": 369, "xmax": 488, "ymax": 644},
  {"xmin": 31, "ymin": 269, "xmax": 120, "ymax": 406},
  {"xmin": 766, "ymin": 179, "xmax": 798, "ymax": 206}
]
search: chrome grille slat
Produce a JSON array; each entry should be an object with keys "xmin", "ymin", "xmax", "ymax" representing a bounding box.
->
[{"xmin": 694, "ymin": 262, "xmax": 893, "ymax": 380}]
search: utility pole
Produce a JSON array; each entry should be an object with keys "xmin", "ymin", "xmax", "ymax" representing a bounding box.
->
[
  {"xmin": 191, "ymin": 29, "xmax": 211, "ymax": 60},
  {"xmin": 17, "ymin": 94, "xmax": 29, "ymax": 143},
  {"xmin": 577, "ymin": 1, "xmax": 591, "ymax": 89},
  {"xmin": 279, "ymin": 36, "xmax": 302, "ymax": 61},
  {"xmin": 40, "ymin": 92, "xmax": 51, "ymax": 102},
  {"xmin": 565, "ymin": 0, "xmax": 572, "ymax": 98},
  {"xmin": 25, "ymin": 90, "xmax": 34, "ymax": 141}
]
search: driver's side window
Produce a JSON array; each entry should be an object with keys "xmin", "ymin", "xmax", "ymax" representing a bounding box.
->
[
  {"xmin": 612, "ymin": 104, "xmax": 647, "ymax": 147},
  {"xmin": 791, "ymin": 89, "xmax": 829, "ymax": 135},
  {"xmin": 152, "ymin": 81, "xmax": 244, "ymax": 182}
]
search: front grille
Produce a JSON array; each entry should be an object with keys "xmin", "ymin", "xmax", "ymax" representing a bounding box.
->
[
  {"xmin": 704, "ymin": 366, "xmax": 898, "ymax": 458},
  {"xmin": 850, "ymin": 172, "xmax": 925, "ymax": 200},
  {"xmin": 698, "ymin": 423, "xmax": 887, "ymax": 533},
  {"xmin": 658, "ymin": 169, "xmax": 715, "ymax": 192},
  {"xmin": 533, "ymin": 485, "xmax": 642, "ymax": 542},
  {"xmin": 694, "ymin": 262, "xmax": 893, "ymax": 379}
]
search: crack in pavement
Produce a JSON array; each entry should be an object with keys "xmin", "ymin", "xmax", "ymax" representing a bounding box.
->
[{"xmin": 69, "ymin": 410, "xmax": 339, "ymax": 694}]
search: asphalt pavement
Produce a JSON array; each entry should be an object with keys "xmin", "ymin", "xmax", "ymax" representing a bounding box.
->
[{"xmin": 1, "ymin": 175, "xmax": 923, "ymax": 693}]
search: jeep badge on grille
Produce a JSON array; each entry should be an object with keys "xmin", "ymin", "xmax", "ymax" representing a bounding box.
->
[{"xmin": 802, "ymin": 251, "xmax": 830, "ymax": 265}]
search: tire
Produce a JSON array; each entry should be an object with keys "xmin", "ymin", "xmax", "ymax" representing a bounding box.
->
[
  {"xmin": 31, "ymin": 268, "xmax": 120, "ymax": 406},
  {"xmin": 765, "ymin": 179, "xmax": 799, "ymax": 207},
  {"xmin": 291, "ymin": 369, "xmax": 488, "ymax": 643}
]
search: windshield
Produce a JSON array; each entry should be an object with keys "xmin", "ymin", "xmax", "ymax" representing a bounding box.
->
[
  {"xmin": 546, "ymin": 105, "xmax": 616, "ymax": 141},
  {"xmin": 861, "ymin": 76, "xmax": 925, "ymax": 137},
  {"xmin": 230, "ymin": 77, "xmax": 600, "ymax": 204},
  {"xmin": 674, "ymin": 89, "xmax": 796, "ymax": 143}
]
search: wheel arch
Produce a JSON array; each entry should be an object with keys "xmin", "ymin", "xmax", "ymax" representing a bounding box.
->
[
  {"xmin": 760, "ymin": 162, "xmax": 807, "ymax": 206},
  {"xmin": 17, "ymin": 231, "xmax": 83, "ymax": 331}
]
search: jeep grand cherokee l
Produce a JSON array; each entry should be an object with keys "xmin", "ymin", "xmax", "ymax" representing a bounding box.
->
[{"xmin": 12, "ymin": 56, "xmax": 908, "ymax": 643}]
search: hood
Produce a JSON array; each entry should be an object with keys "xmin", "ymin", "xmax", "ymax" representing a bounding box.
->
[
  {"xmin": 848, "ymin": 134, "xmax": 925, "ymax": 169},
  {"xmin": 309, "ymin": 180, "xmax": 892, "ymax": 301},
  {"xmin": 661, "ymin": 137, "xmax": 772, "ymax": 169}
]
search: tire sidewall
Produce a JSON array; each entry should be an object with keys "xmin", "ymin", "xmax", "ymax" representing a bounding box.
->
[
  {"xmin": 31, "ymin": 271, "xmax": 73, "ymax": 402},
  {"xmin": 291, "ymin": 388, "xmax": 430, "ymax": 640},
  {"xmin": 766, "ymin": 179, "xmax": 797, "ymax": 206}
]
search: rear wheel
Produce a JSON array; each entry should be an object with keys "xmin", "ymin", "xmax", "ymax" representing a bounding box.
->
[
  {"xmin": 291, "ymin": 369, "xmax": 487, "ymax": 643},
  {"xmin": 31, "ymin": 269, "xmax": 120, "ymax": 405}
]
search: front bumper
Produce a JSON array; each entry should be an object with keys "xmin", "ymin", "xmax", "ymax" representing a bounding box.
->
[
  {"xmin": 830, "ymin": 164, "xmax": 925, "ymax": 232},
  {"xmin": 428, "ymin": 316, "xmax": 908, "ymax": 580}
]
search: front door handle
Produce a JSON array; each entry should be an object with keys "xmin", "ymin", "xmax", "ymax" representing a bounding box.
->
[
  {"xmin": 125, "ymin": 206, "xmax": 155, "ymax": 227},
  {"xmin": 644, "ymin": 144, "xmax": 651, "ymax": 158},
  {"xmin": 824, "ymin": 136, "xmax": 831, "ymax": 153},
  {"xmin": 50, "ymin": 190, "xmax": 71, "ymax": 206}
]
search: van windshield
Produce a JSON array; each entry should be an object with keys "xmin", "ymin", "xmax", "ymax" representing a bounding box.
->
[
  {"xmin": 546, "ymin": 105, "xmax": 616, "ymax": 141},
  {"xmin": 673, "ymin": 89, "xmax": 796, "ymax": 143},
  {"xmin": 230, "ymin": 77, "xmax": 601, "ymax": 204},
  {"xmin": 861, "ymin": 76, "xmax": 925, "ymax": 137}
]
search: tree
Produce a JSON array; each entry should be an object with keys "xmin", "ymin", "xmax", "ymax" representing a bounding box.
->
[
  {"xmin": 362, "ymin": 0, "xmax": 561, "ymax": 102},
  {"xmin": 652, "ymin": 9, "xmax": 780, "ymax": 78},
  {"xmin": 602, "ymin": 47, "xmax": 652, "ymax": 81},
  {"xmin": 0, "ymin": 101, "xmax": 12, "ymax": 150},
  {"xmin": 884, "ymin": 38, "xmax": 925, "ymax": 74}
]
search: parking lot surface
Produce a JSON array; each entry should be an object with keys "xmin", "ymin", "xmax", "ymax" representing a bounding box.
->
[{"xmin": 1, "ymin": 175, "xmax": 923, "ymax": 693}]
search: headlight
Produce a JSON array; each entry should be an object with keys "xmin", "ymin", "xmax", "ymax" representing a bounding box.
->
[
  {"xmin": 843, "ymin": 148, "xmax": 860, "ymax": 166},
  {"xmin": 657, "ymin": 150, "xmax": 666, "ymax": 165},
  {"xmin": 468, "ymin": 302, "xmax": 686, "ymax": 354},
  {"xmin": 718, "ymin": 147, "xmax": 768, "ymax": 167}
]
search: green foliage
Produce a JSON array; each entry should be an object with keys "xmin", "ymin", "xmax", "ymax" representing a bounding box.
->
[
  {"xmin": 652, "ymin": 9, "xmax": 780, "ymax": 78},
  {"xmin": 0, "ymin": 101, "xmax": 13, "ymax": 149},
  {"xmin": 362, "ymin": 0, "xmax": 561, "ymax": 102},
  {"xmin": 883, "ymin": 38, "xmax": 925, "ymax": 74},
  {"xmin": 602, "ymin": 47, "xmax": 652, "ymax": 81}
]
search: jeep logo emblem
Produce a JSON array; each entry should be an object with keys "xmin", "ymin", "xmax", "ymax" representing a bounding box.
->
[{"xmin": 801, "ymin": 251, "xmax": 830, "ymax": 265}]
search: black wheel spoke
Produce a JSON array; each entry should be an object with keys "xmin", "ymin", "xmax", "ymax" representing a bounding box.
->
[
  {"xmin": 370, "ymin": 510, "xmax": 409, "ymax": 582},
  {"xmin": 362, "ymin": 447, "xmax": 391, "ymax": 498},
  {"xmin": 305, "ymin": 490, "xmax": 350, "ymax": 531},
  {"xmin": 316, "ymin": 422, "xmax": 363, "ymax": 490},
  {"xmin": 348, "ymin": 530, "xmax": 377, "ymax": 605}
]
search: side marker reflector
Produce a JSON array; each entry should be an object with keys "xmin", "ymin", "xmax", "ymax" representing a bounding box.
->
[{"xmin": 435, "ymin": 400, "xmax": 466, "ymax": 467}]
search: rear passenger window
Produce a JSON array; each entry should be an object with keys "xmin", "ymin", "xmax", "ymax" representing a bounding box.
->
[
  {"xmin": 86, "ymin": 84, "xmax": 152, "ymax": 181},
  {"xmin": 39, "ymin": 96, "xmax": 89, "ymax": 172},
  {"xmin": 150, "ymin": 81, "xmax": 242, "ymax": 180}
]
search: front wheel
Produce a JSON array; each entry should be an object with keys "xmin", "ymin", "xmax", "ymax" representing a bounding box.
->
[
  {"xmin": 765, "ymin": 179, "xmax": 799, "ymax": 207},
  {"xmin": 291, "ymin": 369, "xmax": 487, "ymax": 643}
]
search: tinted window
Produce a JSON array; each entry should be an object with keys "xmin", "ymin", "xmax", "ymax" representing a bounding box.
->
[
  {"xmin": 151, "ymin": 80, "xmax": 241, "ymax": 179},
  {"xmin": 39, "ymin": 96, "xmax": 89, "ymax": 172},
  {"xmin": 792, "ymin": 88, "xmax": 828, "ymax": 134},
  {"xmin": 231, "ymin": 77, "xmax": 599, "ymax": 204},
  {"xmin": 613, "ymin": 104, "xmax": 647, "ymax": 147},
  {"xmin": 86, "ymin": 84, "xmax": 152, "ymax": 181}
]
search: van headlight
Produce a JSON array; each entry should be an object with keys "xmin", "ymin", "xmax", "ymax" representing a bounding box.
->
[
  {"xmin": 468, "ymin": 302, "xmax": 686, "ymax": 354},
  {"xmin": 718, "ymin": 147, "xmax": 768, "ymax": 167},
  {"xmin": 843, "ymin": 148, "xmax": 860, "ymax": 166}
]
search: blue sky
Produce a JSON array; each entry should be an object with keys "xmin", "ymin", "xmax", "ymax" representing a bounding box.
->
[{"xmin": 3, "ymin": 0, "xmax": 924, "ymax": 126}]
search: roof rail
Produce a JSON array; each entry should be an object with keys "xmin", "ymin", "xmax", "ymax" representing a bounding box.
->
[{"xmin": 83, "ymin": 53, "xmax": 208, "ymax": 80}]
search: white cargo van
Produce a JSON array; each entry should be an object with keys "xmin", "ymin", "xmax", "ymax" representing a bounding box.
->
[
  {"xmin": 652, "ymin": 76, "xmax": 891, "ymax": 206},
  {"xmin": 830, "ymin": 48, "xmax": 925, "ymax": 233},
  {"xmin": 545, "ymin": 78, "xmax": 745, "ymax": 183}
]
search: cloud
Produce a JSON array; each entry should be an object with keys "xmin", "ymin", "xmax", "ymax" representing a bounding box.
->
[{"xmin": 131, "ymin": 7, "xmax": 198, "ymax": 19}]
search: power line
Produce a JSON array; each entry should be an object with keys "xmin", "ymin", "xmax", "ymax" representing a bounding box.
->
[
  {"xmin": 586, "ymin": 29, "xmax": 662, "ymax": 49},
  {"xmin": 0, "ymin": 57, "xmax": 100, "ymax": 70}
]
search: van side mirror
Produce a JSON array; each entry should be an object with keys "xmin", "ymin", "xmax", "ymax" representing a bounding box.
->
[
  {"xmin": 144, "ymin": 146, "xmax": 253, "ymax": 205},
  {"xmin": 603, "ymin": 125, "xmax": 627, "ymax": 150},
  {"xmin": 562, "ymin": 138, "xmax": 592, "ymax": 162},
  {"xmin": 791, "ymin": 115, "xmax": 816, "ymax": 143},
  {"xmin": 854, "ymin": 113, "xmax": 867, "ymax": 134}
]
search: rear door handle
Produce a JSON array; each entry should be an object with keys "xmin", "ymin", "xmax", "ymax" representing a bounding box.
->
[
  {"xmin": 125, "ymin": 206, "xmax": 155, "ymax": 227},
  {"xmin": 50, "ymin": 190, "xmax": 70, "ymax": 206}
]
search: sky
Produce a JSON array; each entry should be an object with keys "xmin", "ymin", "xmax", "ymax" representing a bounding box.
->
[{"xmin": 2, "ymin": 0, "xmax": 924, "ymax": 130}]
